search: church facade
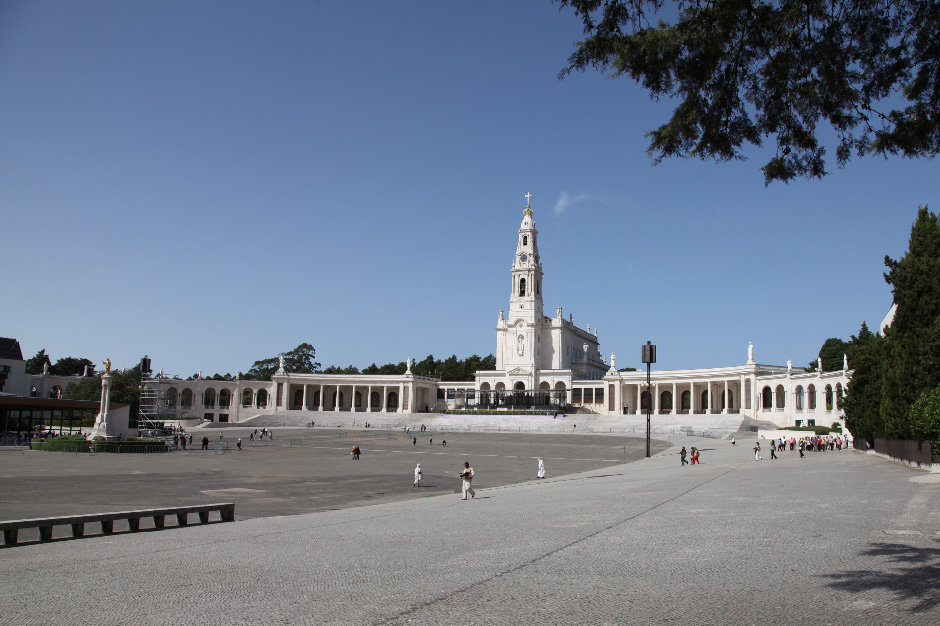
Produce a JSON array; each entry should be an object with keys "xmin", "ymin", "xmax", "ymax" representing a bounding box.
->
[{"xmin": 4, "ymin": 197, "xmax": 851, "ymax": 431}]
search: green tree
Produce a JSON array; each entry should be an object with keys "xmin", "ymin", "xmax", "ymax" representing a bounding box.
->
[
  {"xmin": 807, "ymin": 338, "xmax": 852, "ymax": 372},
  {"xmin": 63, "ymin": 366, "xmax": 142, "ymax": 424},
  {"xmin": 880, "ymin": 207, "xmax": 940, "ymax": 437},
  {"xmin": 25, "ymin": 349, "xmax": 51, "ymax": 375},
  {"xmin": 841, "ymin": 323, "xmax": 885, "ymax": 445},
  {"xmin": 245, "ymin": 343, "xmax": 321, "ymax": 380},
  {"xmin": 51, "ymin": 356, "xmax": 95, "ymax": 376},
  {"xmin": 908, "ymin": 386, "xmax": 940, "ymax": 461},
  {"xmin": 557, "ymin": 0, "xmax": 940, "ymax": 183}
]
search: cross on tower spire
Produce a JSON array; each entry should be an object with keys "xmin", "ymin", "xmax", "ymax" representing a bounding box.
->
[{"xmin": 523, "ymin": 192, "xmax": 533, "ymax": 217}]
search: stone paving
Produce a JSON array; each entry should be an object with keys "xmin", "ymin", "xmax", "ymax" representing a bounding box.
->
[{"xmin": 1, "ymin": 435, "xmax": 938, "ymax": 625}]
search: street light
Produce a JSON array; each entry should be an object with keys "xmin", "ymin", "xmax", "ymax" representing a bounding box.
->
[{"xmin": 641, "ymin": 341, "xmax": 656, "ymax": 458}]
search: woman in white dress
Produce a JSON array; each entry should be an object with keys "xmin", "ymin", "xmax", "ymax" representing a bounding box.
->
[
  {"xmin": 537, "ymin": 458, "xmax": 546, "ymax": 479},
  {"xmin": 413, "ymin": 463, "xmax": 422, "ymax": 487}
]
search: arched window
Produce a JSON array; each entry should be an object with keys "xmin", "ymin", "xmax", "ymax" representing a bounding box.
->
[
  {"xmin": 641, "ymin": 390, "xmax": 651, "ymax": 411},
  {"xmin": 514, "ymin": 381, "xmax": 525, "ymax": 390},
  {"xmin": 701, "ymin": 390, "xmax": 709, "ymax": 411},
  {"xmin": 166, "ymin": 388, "xmax": 178, "ymax": 407},
  {"xmin": 775, "ymin": 385, "xmax": 785, "ymax": 408},
  {"xmin": 241, "ymin": 388, "xmax": 253, "ymax": 407},
  {"xmin": 204, "ymin": 388, "xmax": 216, "ymax": 408},
  {"xmin": 795, "ymin": 386, "xmax": 804, "ymax": 410},
  {"xmin": 49, "ymin": 386, "xmax": 62, "ymax": 399},
  {"xmin": 387, "ymin": 392, "xmax": 398, "ymax": 410},
  {"xmin": 825, "ymin": 385, "xmax": 833, "ymax": 409},
  {"xmin": 519, "ymin": 278, "xmax": 526, "ymax": 297},
  {"xmin": 660, "ymin": 390, "xmax": 672, "ymax": 411},
  {"xmin": 522, "ymin": 235, "xmax": 528, "ymax": 246},
  {"xmin": 256, "ymin": 389, "xmax": 268, "ymax": 408},
  {"xmin": 835, "ymin": 383, "xmax": 843, "ymax": 408},
  {"xmin": 293, "ymin": 389, "xmax": 304, "ymax": 408},
  {"xmin": 554, "ymin": 381, "xmax": 566, "ymax": 390},
  {"xmin": 370, "ymin": 391, "xmax": 379, "ymax": 408},
  {"xmin": 761, "ymin": 386, "xmax": 772, "ymax": 410},
  {"xmin": 355, "ymin": 391, "xmax": 362, "ymax": 409},
  {"xmin": 181, "ymin": 388, "xmax": 193, "ymax": 408},
  {"xmin": 539, "ymin": 381, "xmax": 550, "ymax": 390},
  {"xmin": 680, "ymin": 390, "xmax": 691, "ymax": 411},
  {"xmin": 480, "ymin": 382, "xmax": 491, "ymax": 390},
  {"xmin": 218, "ymin": 389, "xmax": 231, "ymax": 408},
  {"xmin": 495, "ymin": 382, "xmax": 506, "ymax": 390},
  {"xmin": 807, "ymin": 384, "xmax": 816, "ymax": 410},
  {"xmin": 726, "ymin": 390, "xmax": 734, "ymax": 409},
  {"xmin": 313, "ymin": 390, "xmax": 321, "ymax": 407}
]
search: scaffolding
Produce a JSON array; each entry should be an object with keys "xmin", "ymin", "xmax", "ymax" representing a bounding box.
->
[{"xmin": 137, "ymin": 356, "xmax": 178, "ymax": 433}]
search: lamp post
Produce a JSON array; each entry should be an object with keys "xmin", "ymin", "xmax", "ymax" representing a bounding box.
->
[{"xmin": 641, "ymin": 341, "xmax": 657, "ymax": 458}]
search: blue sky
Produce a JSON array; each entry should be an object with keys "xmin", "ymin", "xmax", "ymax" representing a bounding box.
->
[{"xmin": 2, "ymin": 0, "xmax": 938, "ymax": 377}]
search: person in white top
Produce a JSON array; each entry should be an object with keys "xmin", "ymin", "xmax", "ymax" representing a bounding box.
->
[
  {"xmin": 413, "ymin": 463, "xmax": 422, "ymax": 487},
  {"xmin": 537, "ymin": 458, "xmax": 546, "ymax": 479}
]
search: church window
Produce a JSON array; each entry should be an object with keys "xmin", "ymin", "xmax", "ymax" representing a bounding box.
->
[
  {"xmin": 595, "ymin": 387, "xmax": 604, "ymax": 404},
  {"xmin": 775, "ymin": 384, "xmax": 785, "ymax": 409},
  {"xmin": 660, "ymin": 390, "xmax": 672, "ymax": 411},
  {"xmin": 680, "ymin": 390, "xmax": 690, "ymax": 411},
  {"xmin": 519, "ymin": 278, "xmax": 526, "ymax": 297},
  {"xmin": 761, "ymin": 386, "xmax": 772, "ymax": 410},
  {"xmin": 584, "ymin": 388, "xmax": 594, "ymax": 403},
  {"xmin": 572, "ymin": 388, "xmax": 582, "ymax": 403},
  {"xmin": 701, "ymin": 390, "xmax": 709, "ymax": 411},
  {"xmin": 523, "ymin": 236, "xmax": 528, "ymax": 246}
]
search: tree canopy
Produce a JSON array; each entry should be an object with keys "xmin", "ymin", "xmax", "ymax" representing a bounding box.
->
[
  {"xmin": 25, "ymin": 349, "xmax": 95, "ymax": 376},
  {"xmin": 557, "ymin": 0, "xmax": 940, "ymax": 183},
  {"xmin": 244, "ymin": 343, "xmax": 321, "ymax": 380},
  {"xmin": 840, "ymin": 206, "xmax": 940, "ymax": 450}
]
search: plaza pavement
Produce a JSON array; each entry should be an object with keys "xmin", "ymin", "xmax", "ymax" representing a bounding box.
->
[{"xmin": 1, "ymin": 435, "xmax": 938, "ymax": 625}]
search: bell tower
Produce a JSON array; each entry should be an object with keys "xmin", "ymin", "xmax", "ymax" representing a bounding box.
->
[{"xmin": 508, "ymin": 193, "xmax": 543, "ymax": 324}]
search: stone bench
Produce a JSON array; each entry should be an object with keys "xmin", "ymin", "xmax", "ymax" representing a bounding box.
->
[{"xmin": 0, "ymin": 503, "xmax": 235, "ymax": 546}]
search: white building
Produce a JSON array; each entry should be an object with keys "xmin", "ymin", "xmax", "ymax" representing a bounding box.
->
[{"xmin": 2, "ymin": 197, "xmax": 851, "ymax": 431}]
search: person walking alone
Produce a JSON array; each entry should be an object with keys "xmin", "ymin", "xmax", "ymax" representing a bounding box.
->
[
  {"xmin": 413, "ymin": 463, "xmax": 422, "ymax": 487},
  {"xmin": 754, "ymin": 441, "xmax": 762, "ymax": 461},
  {"xmin": 537, "ymin": 458, "xmax": 546, "ymax": 478},
  {"xmin": 459, "ymin": 461, "xmax": 475, "ymax": 500},
  {"xmin": 680, "ymin": 446, "xmax": 688, "ymax": 466}
]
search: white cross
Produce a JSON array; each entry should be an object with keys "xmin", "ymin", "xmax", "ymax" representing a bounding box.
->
[{"xmin": 524, "ymin": 192, "xmax": 532, "ymax": 205}]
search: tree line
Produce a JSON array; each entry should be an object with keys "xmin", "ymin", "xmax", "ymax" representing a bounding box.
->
[{"xmin": 832, "ymin": 207, "xmax": 940, "ymax": 454}]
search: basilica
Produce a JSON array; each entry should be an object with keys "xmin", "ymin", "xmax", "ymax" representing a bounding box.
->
[{"xmin": 2, "ymin": 197, "xmax": 851, "ymax": 433}]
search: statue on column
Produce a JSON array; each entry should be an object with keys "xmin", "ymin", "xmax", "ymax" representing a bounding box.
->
[
  {"xmin": 818, "ymin": 357, "xmax": 823, "ymax": 372},
  {"xmin": 787, "ymin": 360, "xmax": 792, "ymax": 374},
  {"xmin": 843, "ymin": 354, "xmax": 848, "ymax": 370},
  {"xmin": 406, "ymin": 358, "xmax": 413, "ymax": 374},
  {"xmin": 103, "ymin": 358, "xmax": 111, "ymax": 375},
  {"xmin": 43, "ymin": 362, "xmax": 49, "ymax": 375},
  {"xmin": 747, "ymin": 342, "xmax": 754, "ymax": 363},
  {"xmin": 611, "ymin": 353, "xmax": 616, "ymax": 369}
]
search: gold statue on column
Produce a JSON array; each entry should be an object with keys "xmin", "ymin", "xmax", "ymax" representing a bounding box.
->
[{"xmin": 103, "ymin": 358, "xmax": 111, "ymax": 375}]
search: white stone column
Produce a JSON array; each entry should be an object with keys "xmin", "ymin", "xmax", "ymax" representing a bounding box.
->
[
  {"xmin": 367, "ymin": 386, "xmax": 373, "ymax": 412},
  {"xmin": 351, "ymin": 385, "xmax": 357, "ymax": 413},
  {"xmin": 380, "ymin": 386, "xmax": 387, "ymax": 413},
  {"xmin": 672, "ymin": 383, "xmax": 677, "ymax": 415},
  {"xmin": 722, "ymin": 380, "xmax": 728, "ymax": 414},
  {"xmin": 653, "ymin": 383, "xmax": 660, "ymax": 414},
  {"xmin": 302, "ymin": 384, "xmax": 308, "ymax": 411},
  {"xmin": 636, "ymin": 383, "xmax": 642, "ymax": 414},
  {"xmin": 690, "ymin": 382, "xmax": 695, "ymax": 413},
  {"xmin": 398, "ymin": 382, "xmax": 404, "ymax": 413}
]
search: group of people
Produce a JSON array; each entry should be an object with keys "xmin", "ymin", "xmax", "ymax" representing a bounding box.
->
[
  {"xmin": 249, "ymin": 428, "xmax": 274, "ymax": 441},
  {"xmin": 754, "ymin": 434, "xmax": 850, "ymax": 460},
  {"xmin": 679, "ymin": 446, "xmax": 701, "ymax": 465}
]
